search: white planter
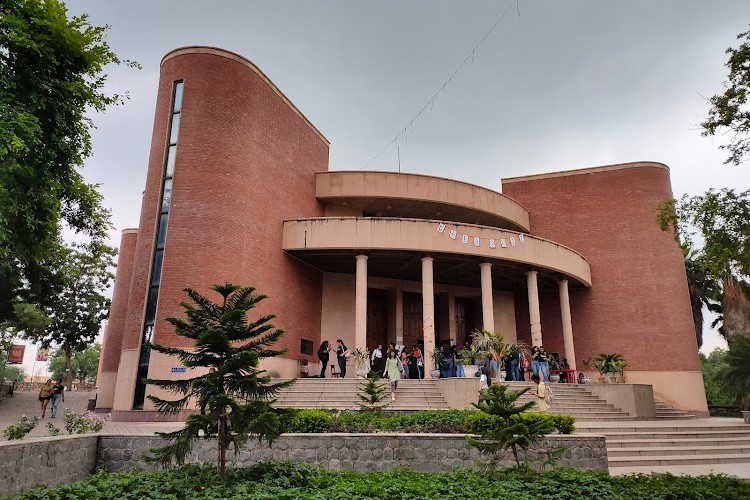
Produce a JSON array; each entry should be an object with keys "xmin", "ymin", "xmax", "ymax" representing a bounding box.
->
[
  {"xmin": 430, "ymin": 370, "xmax": 441, "ymax": 379},
  {"xmin": 355, "ymin": 369, "xmax": 367, "ymax": 379},
  {"xmin": 463, "ymin": 365, "xmax": 478, "ymax": 378},
  {"xmin": 496, "ymin": 372, "xmax": 506, "ymax": 382},
  {"xmin": 743, "ymin": 411, "xmax": 750, "ymax": 424},
  {"xmin": 549, "ymin": 374, "xmax": 560, "ymax": 383}
]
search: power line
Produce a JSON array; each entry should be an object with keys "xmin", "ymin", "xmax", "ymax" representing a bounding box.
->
[{"xmin": 361, "ymin": 0, "xmax": 521, "ymax": 170}]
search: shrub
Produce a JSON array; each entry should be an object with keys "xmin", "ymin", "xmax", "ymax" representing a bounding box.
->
[
  {"xmin": 8, "ymin": 463, "xmax": 750, "ymax": 499},
  {"xmin": 290, "ymin": 410, "xmax": 332, "ymax": 433},
  {"xmin": 46, "ymin": 422, "xmax": 61, "ymax": 436},
  {"xmin": 3, "ymin": 415, "xmax": 38, "ymax": 440},
  {"xmin": 63, "ymin": 410, "xmax": 104, "ymax": 434}
]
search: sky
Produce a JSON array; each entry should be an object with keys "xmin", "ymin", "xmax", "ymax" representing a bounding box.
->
[{"xmin": 15, "ymin": 0, "xmax": 750, "ymax": 372}]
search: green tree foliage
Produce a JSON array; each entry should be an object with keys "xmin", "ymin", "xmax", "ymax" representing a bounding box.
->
[
  {"xmin": 356, "ymin": 373, "xmax": 389, "ymax": 412},
  {"xmin": 49, "ymin": 343, "xmax": 100, "ymax": 384},
  {"xmin": 702, "ymin": 26, "xmax": 750, "ymax": 166},
  {"xmin": 22, "ymin": 241, "xmax": 115, "ymax": 389},
  {"xmin": 700, "ymin": 348, "xmax": 739, "ymax": 408},
  {"xmin": 658, "ymin": 189, "xmax": 750, "ymax": 339},
  {"xmin": 145, "ymin": 284, "xmax": 293, "ymax": 477},
  {"xmin": 0, "ymin": 0, "xmax": 137, "ymax": 324},
  {"xmin": 717, "ymin": 335, "xmax": 750, "ymax": 411},
  {"xmin": 466, "ymin": 384, "xmax": 554, "ymax": 468},
  {"xmin": 1, "ymin": 364, "xmax": 25, "ymax": 384}
]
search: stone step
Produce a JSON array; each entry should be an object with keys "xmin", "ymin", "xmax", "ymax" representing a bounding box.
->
[
  {"xmin": 608, "ymin": 437, "xmax": 750, "ymax": 448},
  {"xmin": 608, "ymin": 454, "xmax": 750, "ymax": 467},
  {"xmin": 608, "ymin": 444, "xmax": 750, "ymax": 458},
  {"xmin": 577, "ymin": 426, "xmax": 750, "ymax": 434}
]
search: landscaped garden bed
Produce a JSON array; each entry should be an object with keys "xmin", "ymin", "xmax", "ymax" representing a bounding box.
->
[
  {"xmin": 277, "ymin": 408, "xmax": 576, "ymax": 435},
  {"xmin": 7, "ymin": 461, "xmax": 750, "ymax": 500}
]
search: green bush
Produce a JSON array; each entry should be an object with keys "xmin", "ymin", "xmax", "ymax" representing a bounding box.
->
[
  {"xmin": 2, "ymin": 415, "xmax": 38, "ymax": 440},
  {"xmin": 9, "ymin": 462, "xmax": 750, "ymax": 499},
  {"xmin": 289, "ymin": 410, "xmax": 332, "ymax": 433}
]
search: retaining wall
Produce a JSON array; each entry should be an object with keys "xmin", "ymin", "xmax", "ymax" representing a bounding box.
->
[{"xmin": 1, "ymin": 433, "xmax": 607, "ymax": 496}]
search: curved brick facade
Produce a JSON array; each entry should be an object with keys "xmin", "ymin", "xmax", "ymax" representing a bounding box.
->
[
  {"xmin": 96, "ymin": 228, "xmax": 138, "ymax": 410},
  {"xmin": 503, "ymin": 163, "xmax": 704, "ymax": 409},
  {"xmin": 106, "ymin": 47, "xmax": 705, "ymax": 417},
  {"xmin": 112, "ymin": 47, "xmax": 329, "ymax": 412}
]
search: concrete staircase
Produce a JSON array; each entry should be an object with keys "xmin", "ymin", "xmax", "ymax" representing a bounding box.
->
[
  {"xmin": 577, "ymin": 421, "xmax": 750, "ymax": 473},
  {"xmin": 503, "ymin": 382, "xmax": 633, "ymax": 421},
  {"xmin": 275, "ymin": 378, "xmax": 450, "ymax": 411},
  {"xmin": 654, "ymin": 399, "xmax": 695, "ymax": 419}
]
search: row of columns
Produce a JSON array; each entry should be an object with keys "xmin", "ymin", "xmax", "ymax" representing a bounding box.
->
[{"xmin": 353, "ymin": 254, "xmax": 578, "ymax": 378}]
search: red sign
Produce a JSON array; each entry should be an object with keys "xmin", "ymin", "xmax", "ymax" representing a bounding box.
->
[
  {"xmin": 36, "ymin": 349, "xmax": 49, "ymax": 362},
  {"xmin": 7, "ymin": 344, "xmax": 25, "ymax": 364}
]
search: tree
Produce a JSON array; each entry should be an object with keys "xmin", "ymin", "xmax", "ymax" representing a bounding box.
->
[
  {"xmin": 684, "ymin": 251, "xmax": 721, "ymax": 347},
  {"xmin": 700, "ymin": 348, "xmax": 738, "ymax": 408},
  {"xmin": 145, "ymin": 284, "xmax": 293, "ymax": 477},
  {"xmin": 49, "ymin": 343, "xmax": 100, "ymax": 384},
  {"xmin": 1, "ymin": 364, "xmax": 25, "ymax": 384},
  {"xmin": 658, "ymin": 190, "xmax": 750, "ymax": 339},
  {"xmin": 357, "ymin": 373, "xmax": 389, "ymax": 412},
  {"xmin": 0, "ymin": 0, "xmax": 137, "ymax": 324},
  {"xmin": 22, "ymin": 241, "xmax": 115, "ymax": 390},
  {"xmin": 702, "ymin": 26, "xmax": 750, "ymax": 166},
  {"xmin": 718, "ymin": 335, "xmax": 750, "ymax": 411},
  {"xmin": 467, "ymin": 384, "xmax": 554, "ymax": 468}
]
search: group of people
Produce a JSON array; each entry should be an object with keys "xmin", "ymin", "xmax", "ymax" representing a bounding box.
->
[
  {"xmin": 372, "ymin": 343, "xmax": 425, "ymax": 380},
  {"xmin": 316, "ymin": 339, "xmax": 350, "ymax": 378},
  {"xmin": 37, "ymin": 378, "xmax": 65, "ymax": 418}
]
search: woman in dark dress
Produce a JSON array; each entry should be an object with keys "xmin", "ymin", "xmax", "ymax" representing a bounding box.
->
[
  {"xmin": 336, "ymin": 339, "xmax": 348, "ymax": 378},
  {"xmin": 407, "ymin": 349, "xmax": 419, "ymax": 379},
  {"xmin": 317, "ymin": 340, "xmax": 331, "ymax": 378}
]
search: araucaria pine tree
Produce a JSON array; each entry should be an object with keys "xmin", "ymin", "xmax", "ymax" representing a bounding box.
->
[
  {"xmin": 145, "ymin": 283, "xmax": 292, "ymax": 476},
  {"xmin": 467, "ymin": 384, "xmax": 554, "ymax": 468},
  {"xmin": 356, "ymin": 373, "xmax": 389, "ymax": 412}
]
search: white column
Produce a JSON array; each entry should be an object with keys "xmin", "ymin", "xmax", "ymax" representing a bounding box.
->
[
  {"xmin": 480, "ymin": 262, "xmax": 495, "ymax": 332},
  {"xmin": 355, "ymin": 255, "xmax": 368, "ymax": 352},
  {"xmin": 395, "ymin": 282, "xmax": 403, "ymax": 344},
  {"xmin": 558, "ymin": 279, "xmax": 577, "ymax": 370},
  {"xmin": 527, "ymin": 270, "xmax": 543, "ymax": 347},
  {"xmin": 422, "ymin": 257, "xmax": 436, "ymax": 377}
]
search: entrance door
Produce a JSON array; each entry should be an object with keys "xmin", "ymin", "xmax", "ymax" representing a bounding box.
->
[
  {"xmin": 455, "ymin": 296, "xmax": 475, "ymax": 346},
  {"xmin": 367, "ymin": 288, "xmax": 388, "ymax": 351},
  {"xmin": 402, "ymin": 292, "xmax": 423, "ymax": 348}
]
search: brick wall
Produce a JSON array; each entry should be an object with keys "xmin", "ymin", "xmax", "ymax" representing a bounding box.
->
[
  {"xmin": 116, "ymin": 48, "xmax": 329, "ymax": 408},
  {"xmin": 502, "ymin": 163, "xmax": 700, "ymax": 372}
]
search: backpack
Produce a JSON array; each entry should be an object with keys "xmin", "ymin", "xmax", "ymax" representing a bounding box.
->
[{"xmin": 544, "ymin": 384, "xmax": 554, "ymax": 404}]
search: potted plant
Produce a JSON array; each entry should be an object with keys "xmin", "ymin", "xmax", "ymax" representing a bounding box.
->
[
  {"xmin": 429, "ymin": 349, "xmax": 443, "ymax": 379},
  {"xmin": 460, "ymin": 345, "xmax": 486, "ymax": 378},
  {"xmin": 588, "ymin": 353, "xmax": 626, "ymax": 384},
  {"xmin": 352, "ymin": 348, "xmax": 370, "ymax": 378},
  {"xmin": 548, "ymin": 356, "xmax": 561, "ymax": 383}
]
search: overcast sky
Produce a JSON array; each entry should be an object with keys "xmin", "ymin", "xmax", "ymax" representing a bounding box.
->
[{"xmin": 17, "ymin": 0, "xmax": 750, "ymax": 372}]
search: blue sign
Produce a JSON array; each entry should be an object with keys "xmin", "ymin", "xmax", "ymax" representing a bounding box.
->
[{"xmin": 171, "ymin": 367, "xmax": 187, "ymax": 373}]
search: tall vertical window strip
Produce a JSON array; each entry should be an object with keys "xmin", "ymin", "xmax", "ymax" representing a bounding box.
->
[{"xmin": 133, "ymin": 80, "xmax": 183, "ymax": 409}]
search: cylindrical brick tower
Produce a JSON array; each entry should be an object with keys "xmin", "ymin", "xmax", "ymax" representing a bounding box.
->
[
  {"xmin": 111, "ymin": 47, "xmax": 329, "ymax": 418},
  {"xmin": 503, "ymin": 162, "xmax": 707, "ymax": 413},
  {"xmin": 96, "ymin": 228, "xmax": 138, "ymax": 410}
]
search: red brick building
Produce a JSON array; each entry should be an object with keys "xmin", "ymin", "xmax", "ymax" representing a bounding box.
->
[{"xmin": 98, "ymin": 47, "xmax": 706, "ymax": 419}]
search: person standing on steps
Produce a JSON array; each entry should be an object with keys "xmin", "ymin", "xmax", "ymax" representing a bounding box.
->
[
  {"xmin": 50, "ymin": 378, "xmax": 65, "ymax": 418},
  {"xmin": 336, "ymin": 339, "xmax": 349, "ymax": 378},
  {"xmin": 383, "ymin": 349, "xmax": 402, "ymax": 401},
  {"xmin": 532, "ymin": 374, "xmax": 549, "ymax": 412},
  {"xmin": 38, "ymin": 379, "xmax": 53, "ymax": 418},
  {"xmin": 317, "ymin": 340, "xmax": 331, "ymax": 378},
  {"xmin": 371, "ymin": 344, "xmax": 384, "ymax": 374}
]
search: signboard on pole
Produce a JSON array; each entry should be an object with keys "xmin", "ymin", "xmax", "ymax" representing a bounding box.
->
[
  {"xmin": 36, "ymin": 349, "xmax": 49, "ymax": 362},
  {"xmin": 7, "ymin": 344, "xmax": 25, "ymax": 364}
]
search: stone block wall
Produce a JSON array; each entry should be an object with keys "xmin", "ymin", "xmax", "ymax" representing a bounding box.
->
[
  {"xmin": 0, "ymin": 435, "xmax": 97, "ymax": 496},
  {"xmin": 97, "ymin": 433, "xmax": 607, "ymax": 473},
  {"xmin": 0, "ymin": 433, "xmax": 607, "ymax": 495}
]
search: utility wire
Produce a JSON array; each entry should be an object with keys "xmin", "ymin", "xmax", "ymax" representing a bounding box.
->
[{"xmin": 361, "ymin": 0, "xmax": 520, "ymax": 170}]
